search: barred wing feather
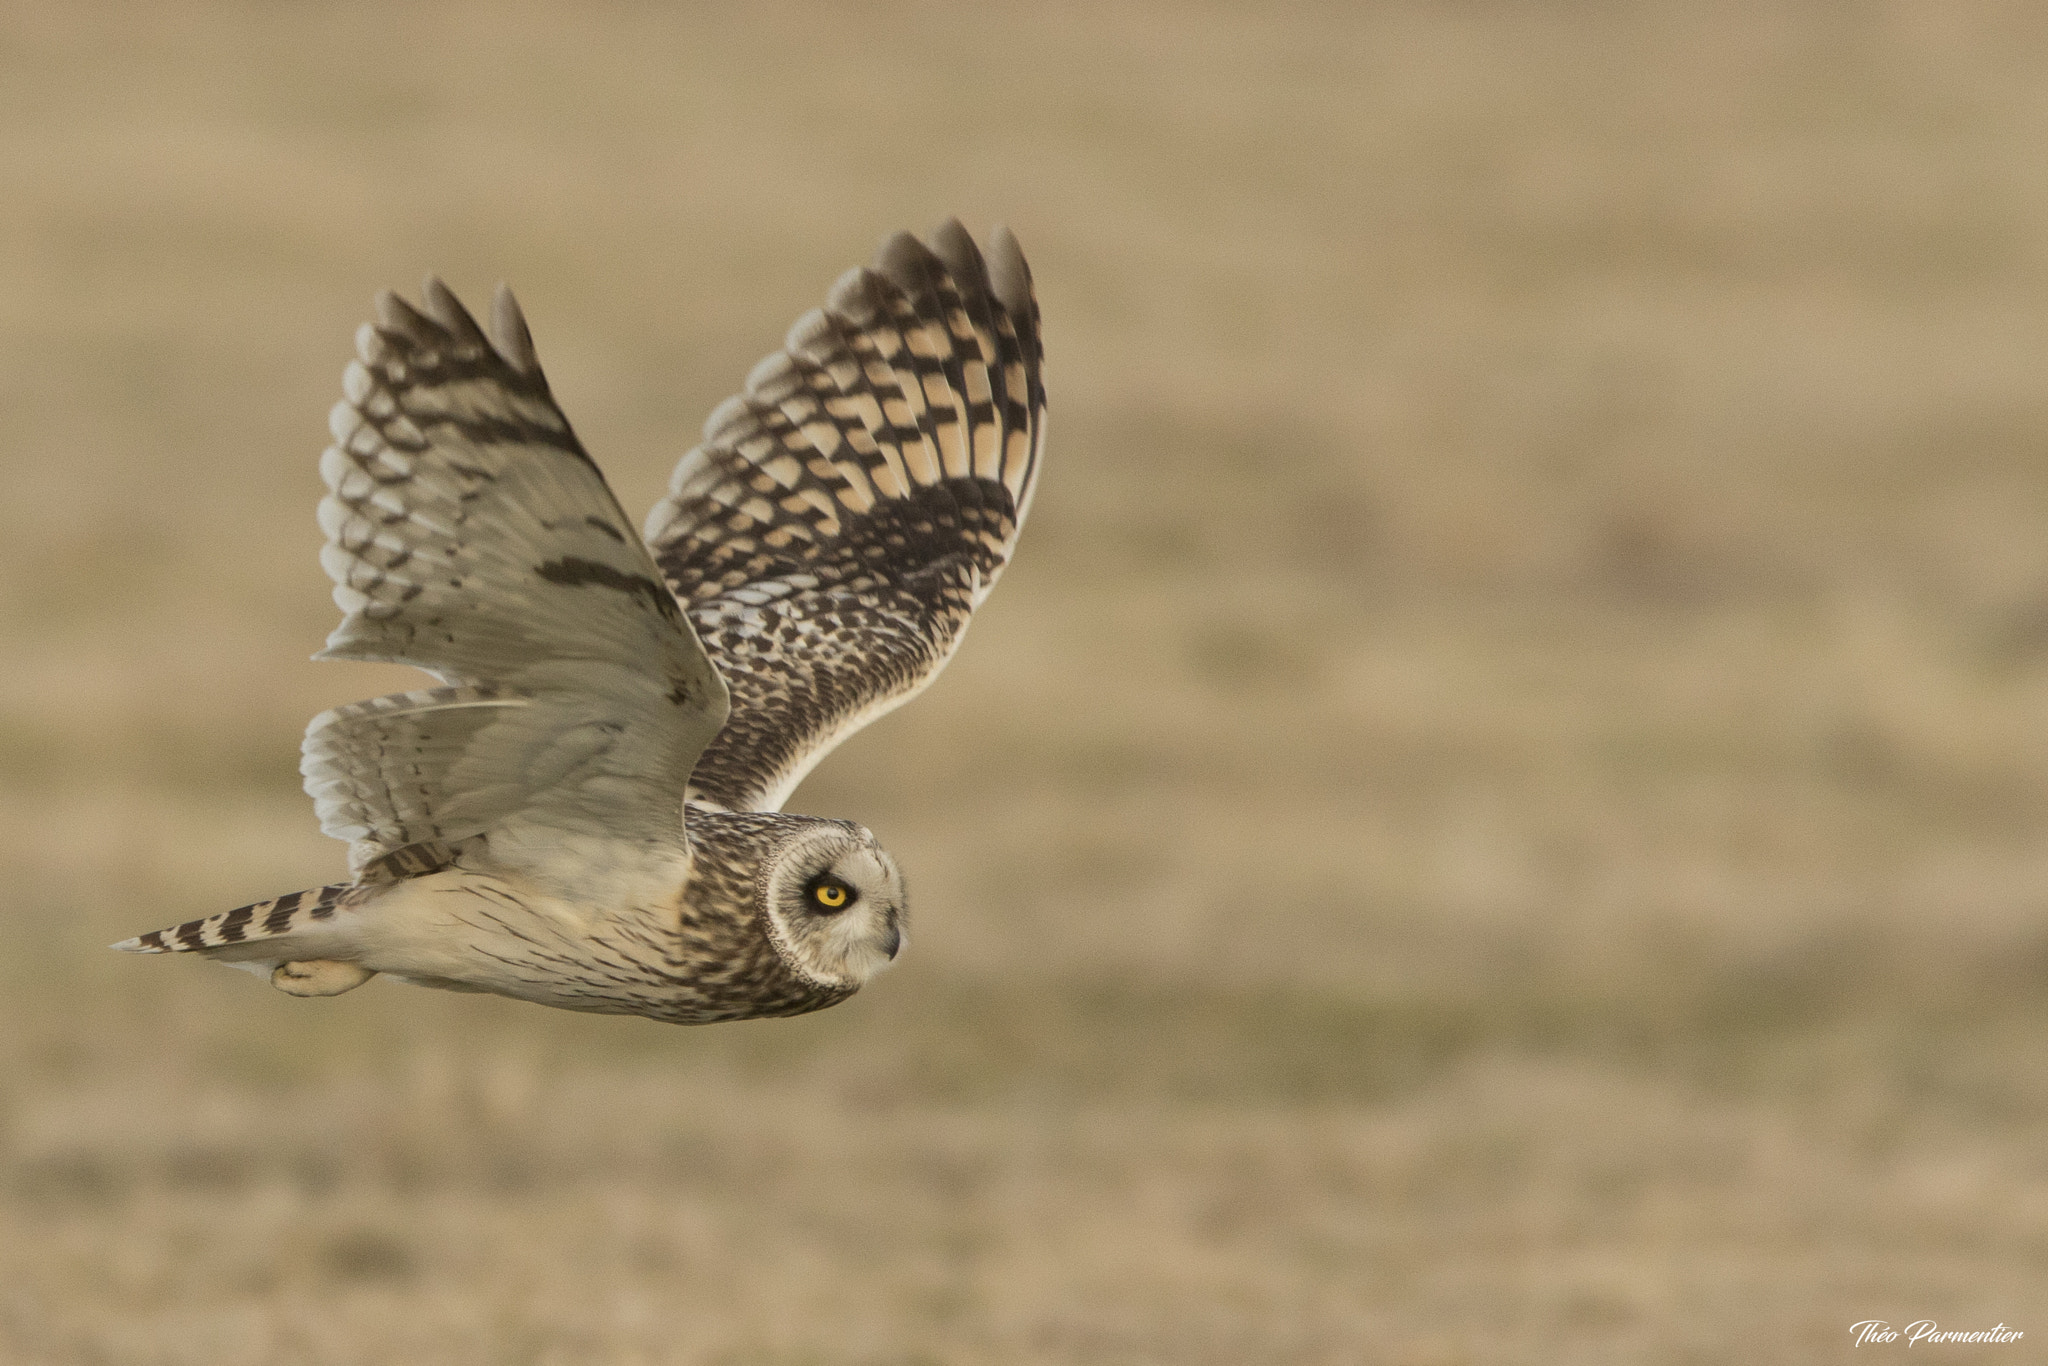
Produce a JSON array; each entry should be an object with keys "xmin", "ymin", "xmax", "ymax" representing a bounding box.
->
[
  {"xmin": 645, "ymin": 221, "xmax": 1044, "ymax": 812},
  {"xmin": 302, "ymin": 281, "xmax": 728, "ymax": 872}
]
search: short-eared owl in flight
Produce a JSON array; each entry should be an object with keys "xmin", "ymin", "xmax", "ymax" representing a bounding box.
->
[{"xmin": 116, "ymin": 222, "xmax": 1044, "ymax": 1024}]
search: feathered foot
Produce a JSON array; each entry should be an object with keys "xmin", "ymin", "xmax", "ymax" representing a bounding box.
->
[{"xmin": 271, "ymin": 960, "xmax": 376, "ymax": 997}]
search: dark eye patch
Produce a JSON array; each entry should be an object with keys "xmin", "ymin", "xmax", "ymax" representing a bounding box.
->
[{"xmin": 807, "ymin": 874, "xmax": 857, "ymax": 912}]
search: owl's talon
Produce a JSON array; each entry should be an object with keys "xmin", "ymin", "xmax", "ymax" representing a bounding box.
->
[{"xmin": 271, "ymin": 960, "xmax": 376, "ymax": 997}]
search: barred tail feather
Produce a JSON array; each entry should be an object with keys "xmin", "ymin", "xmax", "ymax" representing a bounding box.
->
[{"xmin": 112, "ymin": 882, "xmax": 358, "ymax": 955}]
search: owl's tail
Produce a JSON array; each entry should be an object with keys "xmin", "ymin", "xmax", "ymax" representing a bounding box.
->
[
  {"xmin": 114, "ymin": 881, "xmax": 358, "ymax": 955},
  {"xmin": 112, "ymin": 883, "xmax": 377, "ymax": 996}
]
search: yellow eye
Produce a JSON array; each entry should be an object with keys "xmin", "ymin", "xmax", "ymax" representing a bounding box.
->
[{"xmin": 813, "ymin": 882, "xmax": 850, "ymax": 910}]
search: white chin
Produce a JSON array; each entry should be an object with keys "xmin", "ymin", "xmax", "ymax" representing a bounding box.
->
[{"xmin": 844, "ymin": 937, "xmax": 901, "ymax": 981}]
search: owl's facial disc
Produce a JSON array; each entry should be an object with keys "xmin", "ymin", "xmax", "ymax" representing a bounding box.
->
[{"xmin": 761, "ymin": 823, "xmax": 907, "ymax": 988}]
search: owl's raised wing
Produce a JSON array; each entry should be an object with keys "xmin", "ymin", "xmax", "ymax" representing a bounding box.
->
[
  {"xmin": 644, "ymin": 221, "xmax": 1045, "ymax": 812},
  {"xmin": 300, "ymin": 281, "xmax": 728, "ymax": 874}
]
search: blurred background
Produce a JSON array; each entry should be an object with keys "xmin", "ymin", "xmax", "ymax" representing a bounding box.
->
[{"xmin": 4, "ymin": 2, "xmax": 2047, "ymax": 1362}]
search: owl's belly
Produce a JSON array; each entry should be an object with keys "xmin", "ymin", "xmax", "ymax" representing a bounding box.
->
[{"xmin": 348, "ymin": 866, "xmax": 843, "ymax": 1023}]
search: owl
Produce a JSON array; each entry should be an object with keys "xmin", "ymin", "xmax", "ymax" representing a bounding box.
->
[{"xmin": 115, "ymin": 221, "xmax": 1045, "ymax": 1024}]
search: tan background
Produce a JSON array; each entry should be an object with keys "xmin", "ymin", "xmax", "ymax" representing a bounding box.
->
[{"xmin": 4, "ymin": 3, "xmax": 2047, "ymax": 1362}]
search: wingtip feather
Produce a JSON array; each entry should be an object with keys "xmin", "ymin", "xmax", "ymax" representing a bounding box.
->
[
  {"xmin": 873, "ymin": 230, "xmax": 941, "ymax": 300},
  {"xmin": 490, "ymin": 283, "xmax": 541, "ymax": 374},
  {"xmin": 927, "ymin": 219, "xmax": 990, "ymax": 298},
  {"xmin": 985, "ymin": 224, "xmax": 1035, "ymax": 321},
  {"xmin": 421, "ymin": 276, "xmax": 489, "ymax": 346},
  {"xmin": 374, "ymin": 288, "xmax": 431, "ymax": 336},
  {"xmin": 824, "ymin": 267, "xmax": 882, "ymax": 325}
]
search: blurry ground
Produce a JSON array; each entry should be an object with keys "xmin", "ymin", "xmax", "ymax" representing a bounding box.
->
[{"xmin": 4, "ymin": 2, "xmax": 2048, "ymax": 1362}]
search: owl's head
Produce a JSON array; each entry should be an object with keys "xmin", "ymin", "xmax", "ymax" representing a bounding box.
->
[{"xmin": 759, "ymin": 820, "xmax": 907, "ymax": 989}]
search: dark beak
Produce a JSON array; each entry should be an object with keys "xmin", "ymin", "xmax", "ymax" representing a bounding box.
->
[{"xmin": 880, "ymin": 925, "xmax": 902, "ymax": 960}]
